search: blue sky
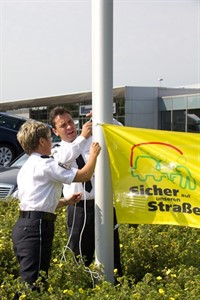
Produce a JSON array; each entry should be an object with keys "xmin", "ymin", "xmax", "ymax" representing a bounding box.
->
[{"xmin": 0, "ymin": 0, "xmax": 199, "ymax": 102}]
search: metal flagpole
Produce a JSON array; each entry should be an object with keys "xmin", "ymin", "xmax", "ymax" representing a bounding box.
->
[{"xmin": 92, "ymin": 0, "xmax": 114, "ymax": 283}]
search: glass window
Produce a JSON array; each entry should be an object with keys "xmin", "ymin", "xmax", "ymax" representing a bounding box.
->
[
  {"xmin": 30, "ymin": 107, "xmax": 48, "ymax": 123},
  {"xmin": 160, "ymin": 111, "xmax": 171, "ymax": 130},
  {"xmin": 173, "ymin": 97, "xmax": 187, "ymax": 110},
  {"xmin": 114, "ymin": 97, "xmax": 125, "ymax": 125},
  {"xmin": 31, "ymin": 98, "xmax": 125, "ymax": 129},
  {"xmin": 159, "ymin": 97, "xmax": 173, "ymax": 110},
  {"xmin": 187, "ymin": 109, "xmax": 200, "ymax": 133},
  {"xmin": 172, "ymin": 110, "xmax": 185, "ymax": 132},
  {"xmin": 188, "ymin": 95, "xmax": 200, "ymax": 109}
]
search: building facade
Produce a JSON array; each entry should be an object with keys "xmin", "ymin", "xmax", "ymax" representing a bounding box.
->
[{"xmin": 1, "ymin": 85, "xmax": 200, "ymax": 133}]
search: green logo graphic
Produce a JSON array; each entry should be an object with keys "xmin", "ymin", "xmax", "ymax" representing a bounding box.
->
[{"xmin": 130, "ymin": 142, "xmax": 196, "ymax": 191}]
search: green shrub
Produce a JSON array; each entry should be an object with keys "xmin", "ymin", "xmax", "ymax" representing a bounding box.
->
[{"xmin": 1, "ymin": 198, "xmax": 200, "ymax": 299}]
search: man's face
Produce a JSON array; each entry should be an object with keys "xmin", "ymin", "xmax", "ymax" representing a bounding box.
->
[{"xmin": 52, "ymin": 113, "xmax": 77, "ymax": 142}]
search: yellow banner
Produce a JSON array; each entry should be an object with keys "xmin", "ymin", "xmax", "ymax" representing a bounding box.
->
[{"xmin": 101, "ymin": 124, "xmax": 200, "ymax": 228}]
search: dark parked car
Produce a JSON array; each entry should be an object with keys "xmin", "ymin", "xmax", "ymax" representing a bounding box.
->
[
  {"xmin": 0, "ymin": 112, "xmax": 27, "ymax": 165},
  {"xmin": 0, "ymin": 112, "xmax": 60, "ymax": 165}
]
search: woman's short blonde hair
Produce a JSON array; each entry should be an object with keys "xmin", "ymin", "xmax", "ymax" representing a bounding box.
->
[{"xmin": 17, "ymin": 120, "xmax": 50, "ymax": 154}]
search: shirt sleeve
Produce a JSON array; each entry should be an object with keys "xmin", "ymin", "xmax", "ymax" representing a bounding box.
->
[
  {"xmin": 52, "ymin": 135, "xmax": 87, "ymax": 164},
  {"xmin": 43, "ymin": 158, "xmax": 78, "ymax": 185}
]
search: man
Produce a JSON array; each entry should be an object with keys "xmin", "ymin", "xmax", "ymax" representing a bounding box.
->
[{"xmin": 49, "ymin": 106, "xmax": 123, "ymax": 277}]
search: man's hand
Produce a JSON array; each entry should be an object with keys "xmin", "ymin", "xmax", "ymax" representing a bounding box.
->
[
  {"xmin": 81, "ymin": 121, "xmax": 92, "ymax": 139},
  {"xmin": 86, "ymin": 111, "xmax": 92, "ymax": 118},
  {"xmin": 89, "ymin": 142, "xmax": 101, "ymax": 158}
]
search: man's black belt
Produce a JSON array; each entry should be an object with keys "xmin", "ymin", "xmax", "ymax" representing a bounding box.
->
[
  {"xmin": 76, "ymin": 199, "xmax": 94, "ymax": 208},
  {"xmin": 20, "ymin": 211, "xmax": 56, "ymax": 222}
]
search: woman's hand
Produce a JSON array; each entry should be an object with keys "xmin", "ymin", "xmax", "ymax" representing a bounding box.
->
[
  {"xmin": 57, "ymin": 192, "xmax": 82, "ymax": 208},
  {"xmin": 64, "ymin": 192, "xmax": 82, "ymax": 205}
]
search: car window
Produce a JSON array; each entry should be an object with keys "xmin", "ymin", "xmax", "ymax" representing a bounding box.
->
[{"xmin": 0, "ymin": 114, "xmax": 25, "ymax": 130}]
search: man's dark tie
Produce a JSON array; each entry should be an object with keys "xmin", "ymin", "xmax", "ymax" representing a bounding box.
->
[{"xmin": 76, "ymin": 154, "xmax": 92, "ymax": 193}]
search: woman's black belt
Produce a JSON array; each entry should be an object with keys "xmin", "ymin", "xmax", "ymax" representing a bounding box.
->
[{"xmin": 20, "ymin": 211, "xmax": 56, "ymax": 222}]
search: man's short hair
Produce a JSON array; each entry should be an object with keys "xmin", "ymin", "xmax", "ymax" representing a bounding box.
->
[{"xmin": 49, "ymin": 106, "xmax": 71, "ymax": 128}]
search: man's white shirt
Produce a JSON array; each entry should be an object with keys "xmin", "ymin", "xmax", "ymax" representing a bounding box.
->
[{"xmin": 53, "ymin": 136, "xmax": 94, "ymax": 200}]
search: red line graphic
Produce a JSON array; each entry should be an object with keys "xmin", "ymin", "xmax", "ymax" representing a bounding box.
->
[{"xmin": 130, "ymin": 142, "xmax": 183, "ymax": 167}]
